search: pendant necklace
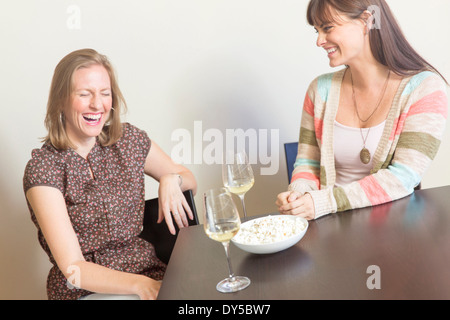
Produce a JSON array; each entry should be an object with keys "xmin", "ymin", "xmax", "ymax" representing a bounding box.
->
[
  {"xmin": 350, "ymin": 68, "xmax": 390, "ymax": 164},
  {"xmin": 359, "ymin": 128, "xmax": 372, "ymax": 164}
]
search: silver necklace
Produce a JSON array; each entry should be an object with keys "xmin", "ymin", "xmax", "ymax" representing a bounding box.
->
[{"xmin": 350, "ymin": 69, "xmax": 390, "ymax": 164}]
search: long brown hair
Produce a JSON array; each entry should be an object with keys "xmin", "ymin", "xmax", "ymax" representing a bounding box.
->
[
  {"xmin": 306, "ymin": 0, "xmax": 447, "ymax": 83},
  {"xmin": 44, "ymin": 48, "xmax": 127, "ymax": 150}
]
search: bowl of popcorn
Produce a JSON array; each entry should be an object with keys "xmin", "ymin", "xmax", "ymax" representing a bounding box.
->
[{"xmin": 231, "ymin": 215, "xmax": 308, "ymax": 254}]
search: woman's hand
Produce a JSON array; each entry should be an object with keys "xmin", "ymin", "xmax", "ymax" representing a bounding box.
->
[
  {"xmin": 132, "ymin": 275, "xmax": 162, "ymax": 300},
  {"xmin": 157, "ymin": 173, "xmax": 194, "ymax": 235},
  {"xmin": 144, "ymin": 140, "xmax": 197, "ymax": 235},
  {"xmin": 276, "ymin": 191, "xmax": 315, "ymax": 220}
]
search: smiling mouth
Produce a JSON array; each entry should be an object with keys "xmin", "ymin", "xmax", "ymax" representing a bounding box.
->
[
  {"xmin": 327, "ymin": 47, "xmax": 337, "ymax": 55},
  {"xmin": 83, "ymin": 113, "xmax": 102, "ymax": 125}
]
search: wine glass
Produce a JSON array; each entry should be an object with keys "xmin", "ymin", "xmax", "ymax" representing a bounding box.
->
[
  {"xmin": 203, "ymin": 188, "xmax": 251, "ymax": 293},
  {"xmin": 222, "ymin": 150, "xmax": 254, "ymax": 219}
]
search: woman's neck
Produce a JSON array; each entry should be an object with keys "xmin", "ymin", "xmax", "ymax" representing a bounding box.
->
[
  {"xmin": 72, "ymin": 138, "xmax": 96, "ymax": 159},
  {"xmin": 347, "ymin": 61, "xmax": 390, "ymax": 90}
]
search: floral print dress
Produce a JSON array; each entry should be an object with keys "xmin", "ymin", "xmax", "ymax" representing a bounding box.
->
[{"xmin": 23, "ymin": 123, "xmax": 166, "ymax": 300}]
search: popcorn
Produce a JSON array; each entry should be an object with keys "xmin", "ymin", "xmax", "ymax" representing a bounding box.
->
[{"xmin": 234, "ymin": 215, "xmax": 307, "ymax": 245}]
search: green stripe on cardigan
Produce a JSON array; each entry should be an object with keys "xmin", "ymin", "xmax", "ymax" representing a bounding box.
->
[
  {"xmin": 397, "ymin": 132, "xmax": 441, "ymax": 160},
  {"xmin": 299, "ymin": 128, "xmax": 318, "ymax": 147},
  {"xmin": 333, "ymin": 187, "xmax": 352, "ymax": 211}
]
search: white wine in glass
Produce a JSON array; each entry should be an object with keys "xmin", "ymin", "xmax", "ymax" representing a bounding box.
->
[
  {"xmin": 203, "ymin": 188, "xmax": 251, "ymax": 293},
  {"xmin": 222, "ymin": 151, "xmax": 254, "ymax": 219}
]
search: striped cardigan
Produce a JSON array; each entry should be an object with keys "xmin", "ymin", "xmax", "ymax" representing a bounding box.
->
[{"xmin": 289, "ymin": 68, "xmax": 448, "ymax": 219}]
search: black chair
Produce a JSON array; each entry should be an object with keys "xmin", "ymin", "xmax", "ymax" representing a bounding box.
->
[
  {"xmin": 139, "ymin": 189, "xmax": 198, "ymax": 264},
  {"xmin": 284, "ymin": 142, "xmax": 299, "ymax": 183},
  {"xmin": 283, "ymin": 141, "xmax": 421, "ymax": 190}
]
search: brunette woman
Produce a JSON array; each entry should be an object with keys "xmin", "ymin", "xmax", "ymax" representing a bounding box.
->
[{"xmin": 277, "ymin": 0, "xmax": 447, "ymax": 219}]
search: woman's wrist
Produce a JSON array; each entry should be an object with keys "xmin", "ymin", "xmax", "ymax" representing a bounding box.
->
[
  {"xmin": 160, "ymin": 173, "xmax": 183, "ymax": 188},
  {"xmin": 171, "ymin": 173, "xmax": 182, "ymax": 187}
]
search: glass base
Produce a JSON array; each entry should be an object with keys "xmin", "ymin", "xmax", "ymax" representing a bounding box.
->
[{"xmin": 216, "ymin": 276, "xmax": 251, "ymax": 293}]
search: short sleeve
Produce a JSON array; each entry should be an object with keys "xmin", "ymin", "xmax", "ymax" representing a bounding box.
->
[
  {"xmin": 119, "ymin": 123, "xmax": 151, "ymax": 163},
  {"xmin": 23, "ymin": 147, "xmax": 65, "ymax": 195}
]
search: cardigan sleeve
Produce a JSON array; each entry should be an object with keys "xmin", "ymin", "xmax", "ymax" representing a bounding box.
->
[
  {"xmin": 310, "ymin": 72, "xmax": 448, "ymax": 219},
  {"xmin": 288, "ymin": 78, "xmax": 323, "ymax": 195}
]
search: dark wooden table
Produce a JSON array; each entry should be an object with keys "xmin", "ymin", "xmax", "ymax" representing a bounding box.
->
[{"xmin": 157, "ymin": 186, "xmax": 450, "ymax": 300}]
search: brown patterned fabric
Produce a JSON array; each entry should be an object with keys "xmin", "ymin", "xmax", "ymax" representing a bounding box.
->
[{"xmin": 23, "ymin": 123, "xmax": 166, "ymax": 300}]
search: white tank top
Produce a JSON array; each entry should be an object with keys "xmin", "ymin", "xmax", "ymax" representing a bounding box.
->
[{"xmin": 334, "ymin": 120, "xmax": 386, "ymax": 186}]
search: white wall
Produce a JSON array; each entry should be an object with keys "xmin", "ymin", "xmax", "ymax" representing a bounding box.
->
[{"xmin": 1, "ymin": 0, "xmax": 448, "ymax": 299}]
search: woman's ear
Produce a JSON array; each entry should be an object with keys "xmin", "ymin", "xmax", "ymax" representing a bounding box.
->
[
  {"xmin": 362, "ymin": 5, "xmax": 382, "ymax": 33},
  {"xmin": 361, "ymin": 10, "xmax": 373, "ymax": 35}
]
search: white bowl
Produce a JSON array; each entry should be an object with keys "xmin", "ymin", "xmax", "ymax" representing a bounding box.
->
[{"xmin": 231, "ymin": 215, "xmax": 308, "ymax": 254}]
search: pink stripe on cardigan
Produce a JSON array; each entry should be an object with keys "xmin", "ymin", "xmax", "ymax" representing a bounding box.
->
[
  {"xmin": 303, "ymin": 94, "xmax": 324, "ymax": 141},
  {"xmin": 358, "ymin": 175, "xmax": 392, "ymax": 205},
  {"xmin": 292, "ymin": 172, "xmax": 320, "ymax": 189},
  {"xmin": 389, "ymin": 90, "xmax": 448, "ymax": 140}
]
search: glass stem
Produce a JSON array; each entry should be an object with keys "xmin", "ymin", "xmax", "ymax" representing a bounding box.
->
[
  {"xmin": 239, "ymin": 194, "xmax": 247, "ymax": 219},
  {"xmin": 222, "ymin": 241, "xmax": 235, "ymax": 281}
]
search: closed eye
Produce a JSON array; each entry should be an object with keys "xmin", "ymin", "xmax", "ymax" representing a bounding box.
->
[{"xmin": 101, "ymin": 89, "xmax": 111, "ymax": 97}]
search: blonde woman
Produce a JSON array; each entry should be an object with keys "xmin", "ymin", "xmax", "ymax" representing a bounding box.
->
[{"xmin": 24, "ymin": 49, "xmax": 197, "ymax": 300}]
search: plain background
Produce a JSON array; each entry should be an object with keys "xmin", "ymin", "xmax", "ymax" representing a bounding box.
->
[{"xmin": 0, "ymin": 0, "xmax": 448, "ymax": 299}]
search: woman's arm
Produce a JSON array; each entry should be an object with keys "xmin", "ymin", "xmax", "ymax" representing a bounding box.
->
[
  {"xmin": 26, "ymin": 186, "xmax": 161, "ymax": 299},
  {"xmin": 309, "ymin": 74, "xmax": 448, "ymax": 219},
  {"xmin": 277, "ymin": 88, "xmax": 321, "ymax": 218},
  {"xmin": 144, "ymin": 140, "xmax": 197, "ymax": 235}
]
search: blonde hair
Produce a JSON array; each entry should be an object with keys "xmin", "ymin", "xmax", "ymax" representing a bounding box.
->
[{"xmin": 43, "ymin": 48, "xmax": 127, "ymax": 150}]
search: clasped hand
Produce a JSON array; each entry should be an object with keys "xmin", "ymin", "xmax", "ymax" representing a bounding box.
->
[{"xmin": 276, "ymin": 191, "xmax": 315, "ymax": 220}]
